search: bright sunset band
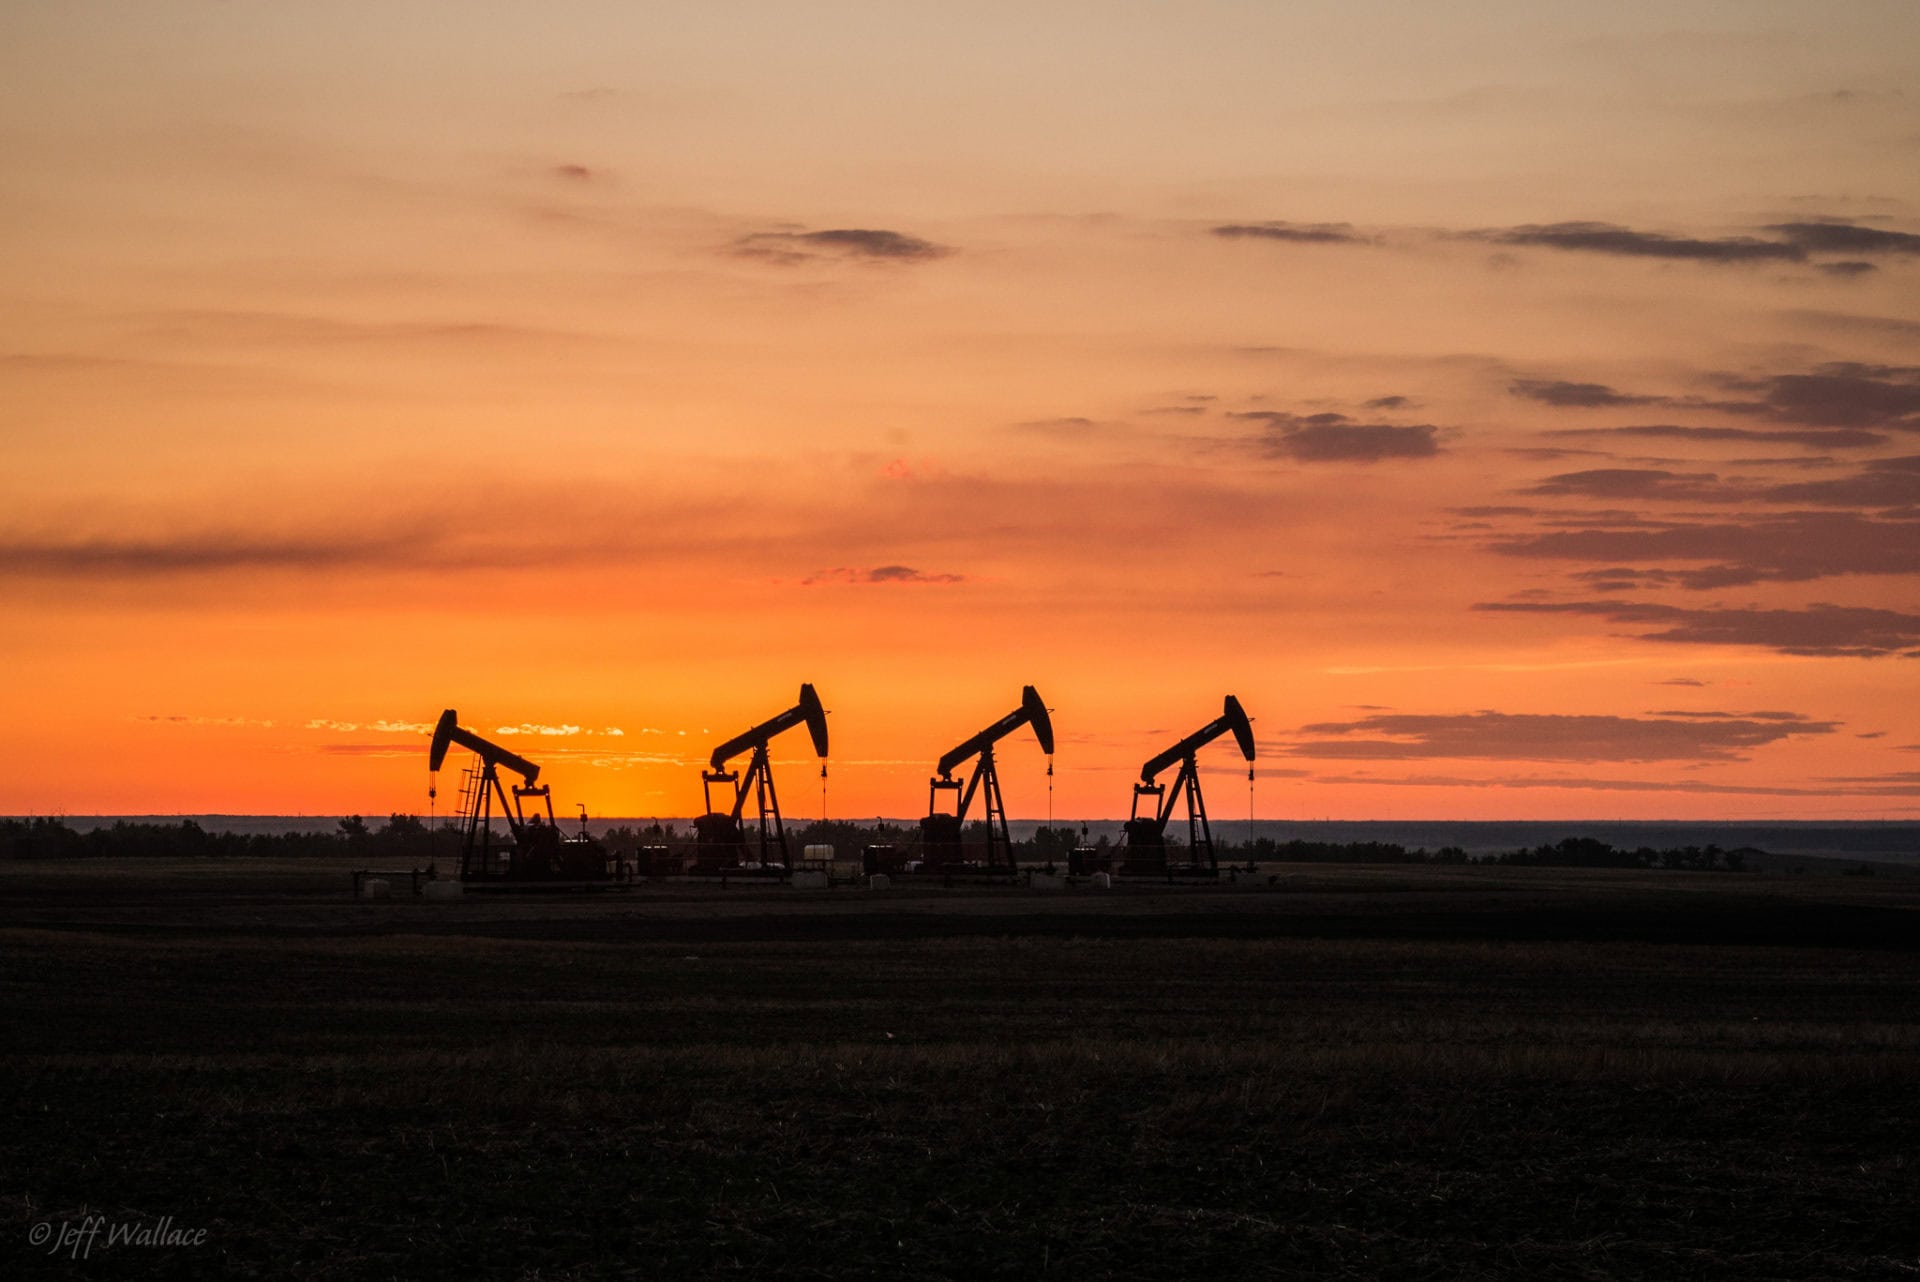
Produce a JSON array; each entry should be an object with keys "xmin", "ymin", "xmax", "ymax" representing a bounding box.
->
[{"xmin": 3, "ymin": 3, "xmax": 1917, "ymax": 821}]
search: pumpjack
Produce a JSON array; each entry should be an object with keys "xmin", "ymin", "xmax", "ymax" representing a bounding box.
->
[
  {"xmin": 429, "ymin": 709, "xmax": 606, "ymax": 882},
  {"xmin": 920, "ymin": 685, "xmax": 1054, "ymax": 874},
  {"xmin": 694, "ymin": 683, "xmax": 829, "ymax": 872},
  {"xmin": 1121, "ymin": 695, "xmax": 1255, "ymax": 875}
]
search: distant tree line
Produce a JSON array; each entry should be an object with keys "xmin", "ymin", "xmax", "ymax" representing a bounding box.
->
[
  {"xmin": 603, "ymin": 822, "xmax": 1740, "ymax": 872},
  {"xmin": 0, "ymin": 815, "xmax": 439, "ymax": 862},
  {"xmin": 1487, "ymin": 836, "xmax": 1746, "ymax": 872},
  {"xmin": 2, "ymin": 815, "xmax": 1747, "ymax": 872}
]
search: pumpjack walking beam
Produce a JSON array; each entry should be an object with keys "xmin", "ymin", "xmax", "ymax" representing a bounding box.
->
[
  {"xmin": 697, "ymin": 683, "xmax": 829, "ymax": 869},
  {"xmin": 921, "ymin": 685, "xmax": 1054, "ymax": 872},
  {"xmin": 1123, "ymin": 695, "xmax": 1255, "ymax": 871}
]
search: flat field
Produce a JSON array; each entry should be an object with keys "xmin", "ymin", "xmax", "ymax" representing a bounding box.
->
[{"xmin": 2, "ymin": 860, "xmax": 1917, "ymax": 1280}]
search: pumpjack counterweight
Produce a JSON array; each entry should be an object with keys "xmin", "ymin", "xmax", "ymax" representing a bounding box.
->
[
  {"xmin": 1120, "ymin": 695, "xmax": 1254, "ymax": 876},
  {"xmin": 920, "ymin": 685, "xmax": 1054, "ymax": 875},
  {"xmin": 693, "ymin": 684, "xmax": 829, "ymax": 873}
]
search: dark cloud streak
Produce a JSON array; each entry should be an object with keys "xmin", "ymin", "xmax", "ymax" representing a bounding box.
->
[
  {"xmin": 1767, "ymin": 456, "xmax": 1920, "ymax": 507},
  {"xmin": 1769, "ymin": 222, "xmax": 1920, "ymax": 256},
  {"xmin": 0, "ymin": 531, "xmax": 421, "ymax": 577},
  {"xmin": 734, "ymin": 227, "xmax": 951, "ymax": 264},
  {"xmin": 1510, "ymin": 379, "xmax": 1659, "ymax": 408},
  {"xmin": 1305, "ymin": 772, "xmax": 1916, "ymax": 797},
  {"xmin": 1486, "ymin": 511, "xmax": 1920, "ymax": 588},
  {"xmin": 1285, "ymin": 709, "xmax": 1835, "ymax": 762},
  {"xmin": 1522, "ymin": 469, "xmax": 1745, "ymax": 501},
  {"xmin": 800, "ymin": 565, "xmax": 968, "ymax": 586},
  {"xmin": 1474, "ymin": 599, "xmax": 1920, "ymax": 657},
  {"xmin": 1232, "ymin": 412, "xmax": 1441, "ymax": 462},
  {"xmin": 1211, "ymin": 221, "xmax": 1368, "ymax": 245},
  {"xmin": 1481, "ymin": 221, "xmax": 1804, "ymax": 263},
  {"xmin": 1547, "ymin": 424, "xmax": 1888, "ymax": 450},
  {"xmin": 1733, "ymin": 363, "xmax": 1920, "ymax": 430}
]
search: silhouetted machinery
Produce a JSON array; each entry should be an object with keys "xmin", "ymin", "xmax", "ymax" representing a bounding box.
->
[
  {"xmin": 693, "ymin": 683, "xmax": 829, "ymax": 872},
  {"xmin": 429, "ymin": 709, "xmax": 606, "ymax": 882},
  {"xmin": 1120, "ymin": 695, "xmax": 1255, "ymax": 876},
  {"xmin": 920, "ymin": 685, "xmax": 1054, "ymax": 874}
]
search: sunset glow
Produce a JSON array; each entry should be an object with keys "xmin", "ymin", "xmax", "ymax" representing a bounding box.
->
[{"xmin": 4, "ymin": 2, "xmax": 1918, "ymax": 820}]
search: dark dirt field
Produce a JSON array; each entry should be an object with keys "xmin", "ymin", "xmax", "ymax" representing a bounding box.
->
[{"xmin": 3, "ymin": 860, "xmax": 1918, "ymax": 1280}]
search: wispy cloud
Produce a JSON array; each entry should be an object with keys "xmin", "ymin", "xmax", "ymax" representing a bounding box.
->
[
  {"xmin": 1478, "ymin": 221, "xmax": 1803, "ymax": 263},
  {"xmin": 733, "ymin": 227, "xmax": 951, "ymax": 264},
  {"xmin": 1767, "ymin": 221, "xmax": 1920, "ymax": 256},
  {"xmin": 1508, "ymin": 361, "xmax": 1920, "ymax": 433},
  {"xmin": 1474, "ymin": 600, "xmax": 1920, "ymax": 658},
  {"xmin": 1011, "ymin": 416, "xmax": 1114, "ymax": 436},
  {"xmin": 1284, "ymin": 709, "xmax": 1835, "ymax": 762},
  {"xmin": 305, "ymin": 719, "xmax": 434, "ymax": 734},
  {"xmin": 1484, "ymin": 510, "xmax": 1920, "ymax": 588},
  {"xmin": 1307, "ymin": 772, "xmax": 1917, "ymax": 797},
  {"xmin": 801, "ymin": 565, "xmax": 968, "ymax": 585},
  {"xmin": 328, "ymin": 742, "xmax": 676, "ymax": 766},
  {"xmin": 1480, "ymin": 218, "xmax": 1920, "ymax": 269},
  {"xmin": 1783, "ymin": 310, "xmax": 1920, "ymax": 340},
  {"xmin": 1767, "ymin": 455, "xmax": 1920, "ymax": 507},
  {"xmin": 1522, "ymin": 468, "xmax": 1747, "ymax": 502},
  {"xmin": 131, "ymin": 308, "xmax": 608, "ymax": 350},
  {"xmin": 1725, "ymin": 362, "xmax": 1920, "ymax": 430},
  {"xmin": 1510, "ymin": 379, "xmax": 1661, "ymax": 408},
  {"xmin": 1546, "ymin": 423, "xmax": 1888, "ymax": 450},
  {"xmin": 1211, "ymin": 221, "xmax": 1370, "ymax": 245},
  {"xmin": 1232, "ymin": 412, "xmax": 1442, "ymax": 462},
  {"xmin": 0, "ymin": 530, "xmax": 423, "ymax": 578},
  {"xmin": 1509, "ymin": 455, "xmax": 1918, "ymax": 511},
  {"xmin": 1817, "ymin": 771, "xmax": 1920, "ymax": 784}
]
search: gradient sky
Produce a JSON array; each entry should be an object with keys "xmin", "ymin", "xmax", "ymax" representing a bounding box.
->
[{"xmin": 4, "ymin": 1, "xmax": 1919, "ymax": 821}]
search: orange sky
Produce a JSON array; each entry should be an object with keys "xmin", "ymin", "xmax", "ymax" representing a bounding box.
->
[{"xmin": 4, "ymin": 2, "xmax": 1919, "ymax": 820}]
